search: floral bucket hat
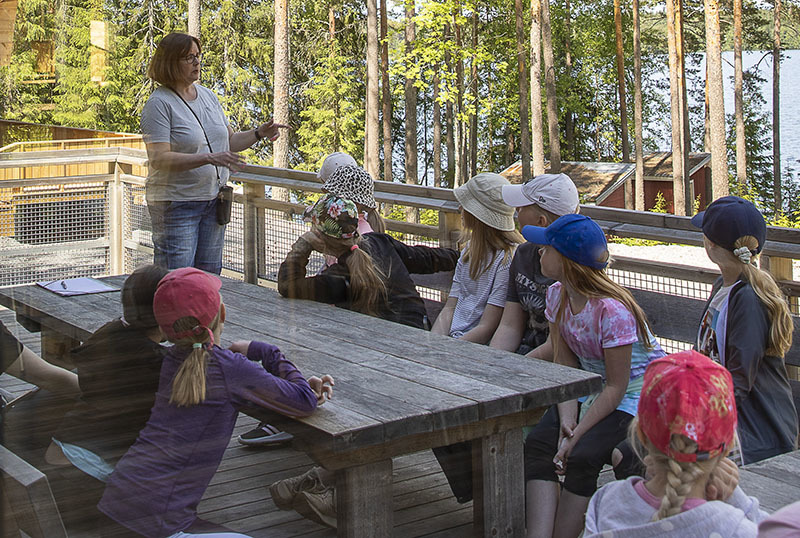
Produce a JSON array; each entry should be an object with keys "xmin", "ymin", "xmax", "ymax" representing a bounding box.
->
[{"xmin": 303, "ymin": 193, "xmax": 360, "ymax": 239}]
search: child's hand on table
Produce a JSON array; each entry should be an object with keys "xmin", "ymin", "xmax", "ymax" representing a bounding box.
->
[{"xmin": 308, "ymin": 375, "xmax": 335, "ymax": 405}]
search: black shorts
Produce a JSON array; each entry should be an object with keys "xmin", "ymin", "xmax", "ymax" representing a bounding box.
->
[{"xmin": 524, "ymin": 404, "xmax": 633, "ymax": 497}]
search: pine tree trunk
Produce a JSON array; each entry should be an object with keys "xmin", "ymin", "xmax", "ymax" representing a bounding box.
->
[
  {"xmin": 454, "ymin": 11, "xmax": 466, "ymax": 186},
  {"xmin": 365, "ymin": 0, "xmax": 380, "ymax": 181},
  {"xmin": 530, "ymin": 0, "xmax": 545, "ymax": 176},
  {"xmin": 433, "ymin": 72, "xmax": 442, "ymax": 187},
  {"xmin": 705, "ymin": 0, "xmax": 728, "ymax": 199},
  {"xmin": 469, "ymin": 10, "xmax": 478, "ymax": 178},
  {"xmin": 564, "ymin": 0, "xmax": 574, "ymax": 159},
  {"xmin": 272, "ymin": 0, "xmax": 290, "ymax": 202},
  {"xmin": 678, "ymin": 0, "xmax": 692, "ymax": 215},
  {"xmin": 703, "ymin": 67, "xmax": 711, "ymax": 152},
  {"xmin": 541, "ymin": 0, "xmax": 560, "ymax": 172},
  {"xmin": 633, "ymin": 0, "xmax": 645, "ymax": 211},
  {"xmin": 614, "ymin": 0, "xmax": 629, "ymax": 164},
  {"xmin": 773, "ymin": 0, "xmax": 782, "ymax": 213},
  {"xmin": 188, "ymin": 0, "xmax": 200, "ymax": 38},
  {"xmin": 404, "ymin": 0, "xmax": 418, "ymax": 219},
  {"xmin": 445, "ymin": 24, "xmax": 455, "ymax": 188},
  {"xmin": 515, "ymin": 0, "xmax": 531, "ymax": 183},
  {"xmin": 734, "ymin": 0, "xmax": 746, "ymax": 191},
  {"xmin": 380, "ymin": 0, "xmax": 392, "ymax": 182},
  {"xmin": 329, "ymin": 6, "xmax": 339, "ymax": 150},
  {"xmin": 665, "ymin": 0, "xmax": 686, "ymax": 215}
]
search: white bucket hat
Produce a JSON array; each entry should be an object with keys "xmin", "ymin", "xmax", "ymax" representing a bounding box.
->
[
  {"xmin": 317, "ymin": 152, "xmax": 358, "ymax": 181},
  {"xmin": 322, "ymin": 165, "xmax": 378, "ymax": 209},
  {"xmin": 501, "ymin": 173, "xmax": 579, "ymax": 216},
  {"xmin": 454, "ymin": 173, "xmax": 516, "ymax": 232}
]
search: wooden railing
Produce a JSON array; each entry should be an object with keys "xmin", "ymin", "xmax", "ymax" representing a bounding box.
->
[{"xmin": 1, "ymin": 145, "xmax": 799, "ymax": 297}]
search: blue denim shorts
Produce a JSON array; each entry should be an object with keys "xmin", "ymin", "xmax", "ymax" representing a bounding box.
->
[{"xmin": 147, "ymin": 199, "xmax": 225, "ymax": 274}]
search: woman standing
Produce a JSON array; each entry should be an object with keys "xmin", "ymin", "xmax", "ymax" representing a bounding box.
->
[{"xmin": 142, "ymin": 32, "xmax": 286, "ymax": 274}]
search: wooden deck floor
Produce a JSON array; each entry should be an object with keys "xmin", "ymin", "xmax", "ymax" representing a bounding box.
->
[{"xmin": 0, "ymin": 307, "xmax": 473, "ymax": 537}]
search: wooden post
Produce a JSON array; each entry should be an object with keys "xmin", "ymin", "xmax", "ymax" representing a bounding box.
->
[
  {"xmin": 108, "ymin": 161, "xmax": 126, "ymax": 275},
  {"xmin": 41, "ymin": 327, "xmax": 78, "ymax": 369},
  {"xmin": 439, "ymin": 210, "xmax": 462, "ymax": 250},
  {"xmin": 472, "ymin": 428, "xmax": 525, "ymax": 538},
  {"xmin": 336, "ymin": 459, "xmax": 393, "ymax": 538},
  {"xmin": 243, "ymin": 183, "xmax": 265, "ymax": 284}
]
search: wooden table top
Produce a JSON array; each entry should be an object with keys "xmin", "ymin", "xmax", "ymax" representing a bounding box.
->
[{"xmin": 0, "ymin": 276, "xmax": 601, "ymax": 467}]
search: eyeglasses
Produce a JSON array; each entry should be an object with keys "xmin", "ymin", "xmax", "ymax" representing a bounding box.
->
[{"xmin": 181, "ymin": 54, "xmax": 202, "ymax": 64}]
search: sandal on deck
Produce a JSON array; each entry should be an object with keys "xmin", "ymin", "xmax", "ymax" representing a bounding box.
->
[{"xmin": 237, "ymin": 422, "xmax": 293, "ymax": 446}]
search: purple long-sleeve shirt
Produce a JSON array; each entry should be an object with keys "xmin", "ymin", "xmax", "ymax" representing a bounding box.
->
[{"xmin": 98, "ymin": 342, "xmax": 317, "ymax": 538}]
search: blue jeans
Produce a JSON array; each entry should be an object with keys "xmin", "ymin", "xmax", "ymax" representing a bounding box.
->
[{"xmin": 148, "ymin": 199, "xmax": 225, "ymax": 274}]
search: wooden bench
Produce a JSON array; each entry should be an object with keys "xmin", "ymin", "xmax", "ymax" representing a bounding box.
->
[
  {"xmin": 628, "ymin": 286, "xmax": 800, "ymax": 417},
  {"xmin": 0, "ymin": 444, "xmax": 67, "ymax": 538}
]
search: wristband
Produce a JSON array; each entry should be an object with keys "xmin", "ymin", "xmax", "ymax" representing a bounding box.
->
[{"xmin": 254, "ymin": 127, "xmax": 263, "ymax": 141}]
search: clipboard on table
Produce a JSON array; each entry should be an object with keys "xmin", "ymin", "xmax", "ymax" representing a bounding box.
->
[{"xmin": 37, "ymin": 277, "xmax": 119, "ymax": 297}]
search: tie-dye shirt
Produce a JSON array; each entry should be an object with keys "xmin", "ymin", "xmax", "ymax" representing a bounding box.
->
[{"xmin": 544, "ymin": 282, "xmax": 665, "ymax": 416}]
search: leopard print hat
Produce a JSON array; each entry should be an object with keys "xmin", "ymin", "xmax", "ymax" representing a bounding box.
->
[{"xmin": 321, "ymin": 165, "xmax": 377, "ymax": 209}]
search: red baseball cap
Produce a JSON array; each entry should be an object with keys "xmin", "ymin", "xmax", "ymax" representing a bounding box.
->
[
  {"xmin": 638, "ymin": 350, "xmax": 737, "ymax": 463},
  {"xmin": 153, "ymin": 267, "xmax": 222, "ymax": 344}
]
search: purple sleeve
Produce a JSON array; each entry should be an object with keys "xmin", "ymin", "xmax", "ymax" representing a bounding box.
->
[{"xmin": 225, "ymin": 342, "xmax": 317, "ymax": 418}]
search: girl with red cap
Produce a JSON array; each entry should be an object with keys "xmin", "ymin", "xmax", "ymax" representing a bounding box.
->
[
  {"xmin": 584, "ymin": 350, "xmax": 768, "ymax": 537},
  {"xmin": 98, "ymin": 267, "xmax": 326, "ymax": 537}
]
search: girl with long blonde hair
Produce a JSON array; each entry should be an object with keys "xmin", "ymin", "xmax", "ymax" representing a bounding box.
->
[
  {"xmin": 279, "ymin": 193, "xmax": 458, "ymax": 329},
  {"xmin": 521, "ymin": 214, "xmax": 666, "ymax": 538},
  {"xmin": 584, "ymin": 350, "xmax": 768, "ymax": 537},
  {"xmin": 431, "ymin": 172, "xmax": 524, "ymax": 343},
  {"xmin": 692, "ymin": 195, "xmax": 798, "ymax": 464},
  {"xmin": 99, "ymin": 268, "xmax": 324, "ymax": 537}
]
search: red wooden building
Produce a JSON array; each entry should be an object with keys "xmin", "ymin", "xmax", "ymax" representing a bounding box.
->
[{"xmin": 500, "ymin": 152, "xmax": 711, "ymax": 213}]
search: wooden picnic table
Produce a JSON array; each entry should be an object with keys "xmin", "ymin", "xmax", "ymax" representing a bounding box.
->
[{"xmin": 0, "ymin": 276, "xmax": 601, "ymax": 537}]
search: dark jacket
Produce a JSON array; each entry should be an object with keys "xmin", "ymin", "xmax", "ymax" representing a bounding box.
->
[
  {"xmin": 55, "ymin": 319, "xmax": 166, "ymax": 464},
  {"xmin": 278, "ymin": 232, "xmax": 459, "ymax": 329},
  {"xmin": 701, "ymin": 278, "xmax": 798, "ymax": 464}
]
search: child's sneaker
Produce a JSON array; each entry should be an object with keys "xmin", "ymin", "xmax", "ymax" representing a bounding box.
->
[
  {"xmin": 295, "ymin": 486, "xmax": 337, "ymax": 529},
  {"xmin": 269, "ymin": 466, "xmax": 323, "ymax": 511},
  {"xmin": 237, "ymin": 422, "xmax": 293, "ymax": 446}
]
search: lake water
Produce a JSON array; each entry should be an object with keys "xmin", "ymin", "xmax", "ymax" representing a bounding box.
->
[{"xmin": 648, "ymin": 50, "xmax": 800, "ymax": 176}]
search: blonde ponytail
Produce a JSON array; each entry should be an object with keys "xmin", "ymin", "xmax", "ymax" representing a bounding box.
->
[
  {"xmin": 365, "ymin": 208, "xmax": 386, "ymax": 234},
  {"xmin": 169, "ymin": 313, "xmax": 220, "ymax": 407},
  {"xmin": 344, "ymin": 238, "xmax": 388, "ymax": 316},
  {"xmin": 733, "ymin": 237, "xmax": 793, "ymax": 357}
]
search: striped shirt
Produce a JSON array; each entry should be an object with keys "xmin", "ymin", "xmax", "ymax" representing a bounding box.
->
[{"xmin": 448, "ymin": 246, "xmax": 513, "ymax": 338}]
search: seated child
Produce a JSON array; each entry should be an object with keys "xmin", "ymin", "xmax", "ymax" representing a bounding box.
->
[
  {"xmin": 584, "ymin": 350, "xmax": 768, "ymax": 537},
  {"xmin": 431, "ymin": 172, "xmax": 523, "ymax": 343},
  {"xmin": 490, "ymin": 172, "xmax": 580, "ymax": 356},
  {"xmin": 99, "ymin": 268, "xmax": 323, "ymax": 537}
]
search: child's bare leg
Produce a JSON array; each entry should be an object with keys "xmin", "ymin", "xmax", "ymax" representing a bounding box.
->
[
  {"xmin": 526, "ymin": 479, "xmax": 560, "ymax": 538},
  {"xmin": 552, "ymin": 490, "xmax": 590, "ymax": 538}
]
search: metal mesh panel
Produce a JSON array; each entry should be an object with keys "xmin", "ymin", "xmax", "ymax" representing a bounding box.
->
[
  {"xmin": 222, "ymin": 201, "xmax": 244, "ymax": 275},
  {"xmin": 0, "ymin": 185, "xmax": 110, "ymax": 286},
  {"xmin": 260, "ymin": 208, "xmax": 324, "ymax": 281},
  {"xmin": 607, "ymin": 268, "xmax": 713, "ymax": 300}
]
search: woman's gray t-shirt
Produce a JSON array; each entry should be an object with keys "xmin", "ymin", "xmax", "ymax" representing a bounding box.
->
[{"xmin": 141, "ymin": 84, "xmax": 230, "ymax": 202}]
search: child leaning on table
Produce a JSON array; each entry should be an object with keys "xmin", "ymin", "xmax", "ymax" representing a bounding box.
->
[
  {"xmin": 584, "ymin": 350, "xmax": 768, "ymax": 537},
  {"xmin": 431, "ymin": 172, "xmax": 524, "ymax": 343},
  {"xmin": 98, "ymin": 268, "xmax": 331, "ymax": 538},
  {"xmin": 521, "ymin": 214, "xmax": 666, "ymax": 538}
]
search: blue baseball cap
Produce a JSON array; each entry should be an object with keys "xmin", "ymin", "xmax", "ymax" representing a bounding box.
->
[
  {"xmin": 691, "ymin": 196, "xmax": 766, "ymax": 254},
  {"xmin": 522, "ymin": 214, "xmax": 609, "ymax": 269}
]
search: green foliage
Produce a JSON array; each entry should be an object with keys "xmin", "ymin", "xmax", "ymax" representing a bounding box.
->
[{"xmin": 296, "ymin": 41, "xmax": 364, "ymax": 172}]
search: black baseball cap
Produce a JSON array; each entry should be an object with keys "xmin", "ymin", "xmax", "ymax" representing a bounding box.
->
[{"xmin": 691, "ymin": 196, "xmax": 766, "ymax": 254}]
